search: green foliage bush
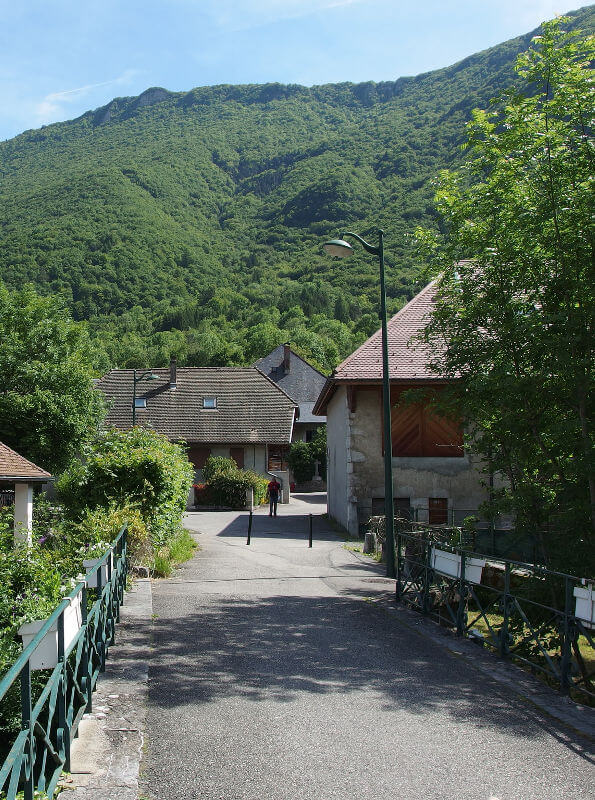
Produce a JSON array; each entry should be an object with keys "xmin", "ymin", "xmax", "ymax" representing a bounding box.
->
[
  {"xmin": 197, "ymin": 456, "xmax": 268, "ymax": 508},
  {"xmin": 202, "ymin": 455, "xmax": 237, "ymax": 483},
  {"xmin": 57, "ymin": 427, "xmax": 194, "ymax": 550},
  {"xmin": 0, "ymin": 283, "xmax": 106, "ymax": 472},
  {"xmin": 288, "ymin": 426, "xmax": 327, "ymax": 483},
  {"xmin": 288, "ymin": 441, "xmax": 315, "ymax": 483}
]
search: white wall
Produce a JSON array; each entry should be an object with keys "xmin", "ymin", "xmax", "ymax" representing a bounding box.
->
[{"xmin": 325, "ymin": 387, "xmax": 354, "ymax": 534}]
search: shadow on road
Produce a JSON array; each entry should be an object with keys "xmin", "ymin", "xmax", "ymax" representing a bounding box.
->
[
  {"xmin": 212, "ymin": 512, "xmax": 341, "ymax": 542},
  {"xmin": 144, "ymin": 592, "xmax": 593, "ymax": 761}
]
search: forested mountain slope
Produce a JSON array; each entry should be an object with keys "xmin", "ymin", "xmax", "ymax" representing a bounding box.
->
[{"xmin": 1, "ymin": 6, "xmax": 592, "ymax": 371}]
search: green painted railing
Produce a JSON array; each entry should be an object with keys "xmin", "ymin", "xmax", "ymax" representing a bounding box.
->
[
  {"xmin": 395, "ymin": 528, "xmax": 594, "ymax": 703},
  {"xmin": 0, "ymin": 525, "xmax": 128, "ymax": 800}
]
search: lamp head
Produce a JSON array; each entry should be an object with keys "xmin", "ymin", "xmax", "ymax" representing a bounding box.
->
[{"xmin": 323, "ymin": 238, "xmax": 353, "ymax": 258}]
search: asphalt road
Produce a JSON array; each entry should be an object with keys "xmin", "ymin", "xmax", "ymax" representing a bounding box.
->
[{"xmin": 141, "ymin": 495, "xmax": 594, "ymax": 800}]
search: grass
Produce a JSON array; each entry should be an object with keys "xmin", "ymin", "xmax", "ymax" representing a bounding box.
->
[
  {"xmin": 150, "ymin": 529, "xmax": 197, "ymax": 578},
  {"xmin": 344, "ymin": 542, "xmax": 383, "ymax": 562}
]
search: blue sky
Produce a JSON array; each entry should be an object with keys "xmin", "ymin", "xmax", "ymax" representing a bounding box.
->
[{"xmin": 0, "ymin": 0, "xmax": 580, "ymax": 141}]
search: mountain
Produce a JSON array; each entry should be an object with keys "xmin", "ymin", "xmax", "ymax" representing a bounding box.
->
[{"xmin": 0, "ymin": 6, "xmax": 593, "ymax": 372}]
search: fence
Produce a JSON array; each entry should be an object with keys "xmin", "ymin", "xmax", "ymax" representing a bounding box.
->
[
  {"xmin": 0, "ymin": 525, "xmax": 128, "ymax": 800},
  {"xmin": 394, "ymin": 527, "xmax": 594, "ymax": 703}
]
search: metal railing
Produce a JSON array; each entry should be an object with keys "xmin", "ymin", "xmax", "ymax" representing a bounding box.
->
[
  {"xmin": 394, "ymin": 528, "xmax": 594, "ymax": 703},
  {"xmin": 0, "ymin": 525, "xmax": 128, "ymax": 800}
]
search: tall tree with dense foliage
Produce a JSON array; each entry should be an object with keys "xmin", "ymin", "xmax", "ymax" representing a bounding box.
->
[
  {"xmin": 418, "ymin": 20, "xmax": 594, "ymax": 548},
  {"xmin": 0, "ymin": 283, "xmax": 105, "ymax": 471}
]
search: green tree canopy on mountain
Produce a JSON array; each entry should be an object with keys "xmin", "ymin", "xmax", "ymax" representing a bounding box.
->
[{"xmin": 0, "ymin": 7, "xmax": 592, "ymax": 372}]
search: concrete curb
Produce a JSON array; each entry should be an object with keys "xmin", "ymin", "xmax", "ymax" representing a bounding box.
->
[
  {"xmin": 346, "ymin": 547, "xmax": 595, "ymax": 742},
  {"xmin": 61, "ymin": 578, "xmax": 153, "ymax": 799}
]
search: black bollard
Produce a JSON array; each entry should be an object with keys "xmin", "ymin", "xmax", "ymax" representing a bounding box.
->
[
  {"xmin": 309, "ymin": 513, "xmax": 313, "ymax": 548},
  {"xmin": 247, "ymin": 511, "xmax": 253, "ymax": 545}
]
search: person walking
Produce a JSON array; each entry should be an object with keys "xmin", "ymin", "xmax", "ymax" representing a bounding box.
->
[{"xmin": 267, "ymin": 477, "xmax": 281, "ymax": 517}]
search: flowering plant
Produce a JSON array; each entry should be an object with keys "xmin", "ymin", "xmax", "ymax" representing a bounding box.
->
[{"xmin": 78, "ymin": 541, "xmax": 112, "ymax": 561}]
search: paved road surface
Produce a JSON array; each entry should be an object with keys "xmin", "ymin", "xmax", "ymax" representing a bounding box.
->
[{"xmin": 141, "ymin": 494, "xmax": 594, "ymax": 800}]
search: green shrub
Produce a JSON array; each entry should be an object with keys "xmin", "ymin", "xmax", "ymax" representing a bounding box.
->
[
  {"xmin": 288, "ymin": 440, "xmax": 315, "ymax": 483},
  {"xmin": 206, "ymin": 469, "xmax": 268, "ymax": 509},
  {"xmin": 288, "ymin": 426, "xmax": 327, "ymax": 484},
  {"xmin": 57, "ymin": 427, "xmax": 194, "ymax": 550},
  {"xmin": 203, "ymin": 455, "xmax": 238, "ymax": 483}
]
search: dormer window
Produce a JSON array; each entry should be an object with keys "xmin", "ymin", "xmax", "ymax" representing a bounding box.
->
[
  {"xmin": 203, "ymin": 397, "xmax": 217, "ymax": 409},
  {"xmin": 134, "ymin": 398, "xmax": 147, "ymax": 409}
]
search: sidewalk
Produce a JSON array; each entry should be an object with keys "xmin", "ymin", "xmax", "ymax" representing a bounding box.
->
[{"xmin": 64, "ymin": 579, "xmax": 152, "ymax": 799}]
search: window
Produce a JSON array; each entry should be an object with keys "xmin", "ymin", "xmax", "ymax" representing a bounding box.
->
[
  {"xmin": 203, "ymin": 397, "xmax": 217, "ymax": 409},
  {"xmin": 133, "ymin": 398, "xmax": 147, "ymax": 409}
]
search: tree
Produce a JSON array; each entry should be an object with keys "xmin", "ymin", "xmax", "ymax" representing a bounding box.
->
[
  {"xmin": 417, "ymin": 20, "xmax": 594, "ymax": 549},
  {"xmin": 0, "ymin": 283, "xmax": 105, "ymax": 472}
]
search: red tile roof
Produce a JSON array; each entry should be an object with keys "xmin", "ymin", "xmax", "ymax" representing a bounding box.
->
[
  {"xmin": 0, "ymin": 441, "xmax": 52, "ymax": 481},
  {"xmin": 313, "ymin": 281, "xmax": 448, "ymax": 414}
]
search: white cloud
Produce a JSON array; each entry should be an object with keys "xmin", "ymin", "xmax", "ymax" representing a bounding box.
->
[
  {"xmin": 197, "ymin": 0, "xmax": 364, "ymax": 31},
  {"xmin": 35, "ymin": 69, "xmax": 140, "ymax": 124}
]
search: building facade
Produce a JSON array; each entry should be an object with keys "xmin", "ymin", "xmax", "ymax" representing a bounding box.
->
[{"xmin": 314, "ymin": 283, "xmax": 500, "ymax": 535}]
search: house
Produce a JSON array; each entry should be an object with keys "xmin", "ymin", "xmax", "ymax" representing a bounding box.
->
[
  {"xmin": 0, "ymin": 440, "xmax": 53, "ymax": 544},
  {"xmin": 313, "ymin": 282, "xmax": 497, "ymax": 536},
  {"xmin": 253, "ymin": 343, "xmax": 327, "ymax": 444},
  {"xmin": 96, "ymin": 362, "xmax": 297, "ymax": 488}
]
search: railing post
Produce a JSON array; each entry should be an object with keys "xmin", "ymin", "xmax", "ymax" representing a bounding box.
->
[
  {"xmin": 422, "ymin": 537, "xmax": 432, "ymax": 615},
  {"xmin": 20, "ymin": 660, "xmax": 34, "ymax": 800},
  {"xmin": 456, "ymin": 551, "xmax": 467, "ymax": 636},
  {"xmin": 107, "ymin": 551, "xmax": 115, "ymax": 646},
  {"xmin": 500, "ymin": 562, "xmax": 511, "ymax": 658},
  {"xmin": 96, "ymin": 563, "xmax": 106, "ymax": 673},
  {"xmin": 57, "ymin": 609, "xmax": 70, "ymax": 772},
  {"xmin": 560, "ymin": 577, "xmax": 573, "ymax": 694},
  {"xmin": 80, "ymin": 584, "xmax": 93, "ymax": 713},
  {"xmin": 395, "ymin": 530, "xmax": 401, "ymax": 602}
]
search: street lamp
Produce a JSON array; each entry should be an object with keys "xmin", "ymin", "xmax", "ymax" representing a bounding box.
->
[
  {"xmin": 323, "ymin": 230, "xmax": 396, "ymax": 578},
  {"xmin": 132, "ymin": 370, "xmax": 160, "ymax": 426}
]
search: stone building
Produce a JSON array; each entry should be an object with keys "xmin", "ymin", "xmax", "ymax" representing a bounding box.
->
[{"xmin": 313, "ymin": 282, "xmax": 500, "ymax": 536}]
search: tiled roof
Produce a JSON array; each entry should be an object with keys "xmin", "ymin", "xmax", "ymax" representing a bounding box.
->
[
  {"xmin": 97, "ymin": 367, "xmax": 297, "ymax": 445},
  {"xmin": 313, "ymin": 282, "xmax": 447, "ymax": 414},
  {"xmin": 0, "ymin": 441, "xmax": 52, "ymax": 481},
  {"xmin": 336, "ymin": 281, "xmax": 441, "ymax": 380},
  {"xmin": 253, "ymin": 345, "xmax": 327, "ymax": 423}
]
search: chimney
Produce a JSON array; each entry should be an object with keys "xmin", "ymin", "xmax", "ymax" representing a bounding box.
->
[
  {"xmin": 169, "ymin": 357, "xmax": 177, "ymax": 390},
  {"xmin": 283, "ymin": 342, "xmax": 291, "ymax": 373}
]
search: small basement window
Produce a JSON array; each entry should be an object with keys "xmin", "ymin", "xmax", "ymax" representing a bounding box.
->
[
  {"xmin": 134, "ymin": 398, "xmax": 147, "ymax": 409},
  {"xmin": 203, "ymin": 397, "xmax": 217, "ymax": 409}
]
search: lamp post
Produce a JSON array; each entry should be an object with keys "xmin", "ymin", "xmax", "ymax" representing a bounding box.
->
[
  {"xmin": 132, "ymin": 370, "xmax": 160, "ymax": 426},
  {"xmin": 323, "ymin": 230, "xmax": 396, "ymax": 578}
]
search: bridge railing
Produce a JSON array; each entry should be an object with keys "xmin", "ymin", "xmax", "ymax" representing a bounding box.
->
[
  {"xmin": 0, "ymin": 525, "xmax": 128, "ymax": 800},
  {"xmin": 395, "ymin": 528, "xmax": 594, "ymax": 704}
]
